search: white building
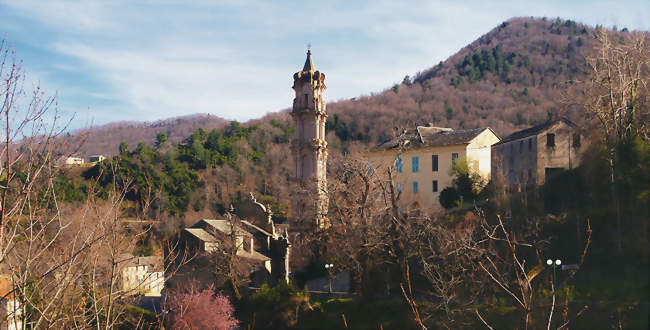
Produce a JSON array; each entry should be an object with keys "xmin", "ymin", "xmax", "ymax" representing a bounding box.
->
[
  {"xmin": 120, "ymin": 255, "xmax": 164, "ymax": 297},
  {"xmin": 64, "ymin": 156, "xmax": 84, "ymax": 166}
]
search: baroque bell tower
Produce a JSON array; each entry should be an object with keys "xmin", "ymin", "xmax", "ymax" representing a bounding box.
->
[{"xmin": 290, "ymin": 49, "xmax": 328, "ymax": 228}]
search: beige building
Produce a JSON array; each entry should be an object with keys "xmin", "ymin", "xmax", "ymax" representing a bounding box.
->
[
  {"xmin": 64, "ymin": 156, "xmax": 84, "ymax": 166},
  {"xmin": 120, "ymin": 255, "xmax": 164, "ymax": 297},
  {"xmin": 491, "ymin": 118, "xmax": 585, "ymax": 189},
  {"xmin": 365, "ymin": 126, "xmax": 500, "ymax": 210}
]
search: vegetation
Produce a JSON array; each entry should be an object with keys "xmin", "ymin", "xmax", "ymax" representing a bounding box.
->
[{"xmin": 2, "ymin": 17, "xmax": 648, "ymax": 329}]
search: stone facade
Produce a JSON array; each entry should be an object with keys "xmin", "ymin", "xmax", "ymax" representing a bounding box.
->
[
  {"xmin": 290, "ymin": 49, "xmax": 328, "ymax": 228},
  {"xmin": 491, "ymin": 118, "xmax": 585, "ymax": 189},
  {"xmin": 120, "ymin": 255, "xmax": 164, "ymax": 297},
  {"xmin": 167, "ymin": 195, "xmax": 291, "ymax": 289}
]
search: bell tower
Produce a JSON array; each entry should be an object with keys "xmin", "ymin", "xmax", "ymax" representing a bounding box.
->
[{"xmin": 290, "ymin": 49, "xmax": 328, "ymax": 228}]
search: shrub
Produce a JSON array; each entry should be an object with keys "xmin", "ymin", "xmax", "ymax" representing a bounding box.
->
[{"xmin": 167, "ymin": 286, "xmax": 238, "ymax": 330}]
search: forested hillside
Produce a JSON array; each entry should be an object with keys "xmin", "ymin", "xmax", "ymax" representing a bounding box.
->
[{"xmin": 70, "ymin": 113, "xmax": 228, "ymax": 157}]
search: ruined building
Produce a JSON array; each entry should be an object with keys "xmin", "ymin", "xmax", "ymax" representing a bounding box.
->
[
  {"xmin": 290, "ymin": 49, "xmax": 328, "ymax": 228},
  {"xmin": 491, "ymin": 118, "xmax": 585, "ymax": 189}
]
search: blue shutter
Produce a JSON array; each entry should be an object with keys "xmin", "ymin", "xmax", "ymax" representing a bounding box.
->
[
  {"xmin": 413, "ymin": 181, "xmax": 419, "ymax": 193},
  {"xmin": 412, "ymin": 156, "xmax": 419, "ymax": 172}
]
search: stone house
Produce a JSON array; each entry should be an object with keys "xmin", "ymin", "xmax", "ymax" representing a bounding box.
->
[
  {"xmin": 490, "ymin": 118, "xmax": 585, "ymax": 189},
  {"xmin": 365, "ymin": 125, "xmax": 500, "ymax": 210},
  {"xmin": 119, "ymin": 254, "xmax": 164, "ymax": 297},
  {"xmin": 64, "ymin": 156, "xmax": 84, "ymax": 166},
  {"xmin": 168, "ymin": 194, "xmax": 290, "ymax": 289}
]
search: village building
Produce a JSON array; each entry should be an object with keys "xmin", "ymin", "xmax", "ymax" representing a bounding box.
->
[
  {"xmin": 119, "ymin": 254, "xmax": 164, "ymax": 297},
  {"xmin": 64, "ymin": 156, "xmax": 84, "ymax": 166},
  {"xmin": 0, "ymin": 275, "xmax": 21, "ymax": 330},
  {"xmin": 89, "ymin": 155, "xmax": 106, "ymax": 163},
  {"xmin": 490, "ymin": 118, "xmax": 585, "ymax": 189},
  {"xmin": 365, "ymin": 125, "xmax": 500, "ymax": 210},
  {"xmin": 290, "ymin": 49, "xmax": 328, "ymax": 228},
  {"xmin": 167, "ymin": 194, "xmax": 290, "ymax": 289}
]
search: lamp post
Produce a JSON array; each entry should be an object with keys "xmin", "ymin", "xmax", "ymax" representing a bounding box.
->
[
  {"xmin": 324, "ymin": 263, "xmax": 334, "ymax": 295},
  {"xmin": 546, "ymin": 259, "xmax": 561, "ymax": 287}
]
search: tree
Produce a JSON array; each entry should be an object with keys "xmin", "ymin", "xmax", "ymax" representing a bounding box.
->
[
  {"xmin": 582, "ymin": 28, "xmax": 649, "ymax": 252},
  {"xmin": 166, "ymin": 284, "xmax": 238, "ymax": 330},
  {"xmin": 155, "ymin": 131, "xmax": 168, "ymax": 150},
  {"xmin": 438, "ymin": 159, "xmax": 485, "ymax": 209},
  {"xmin": 119, "ymin": 141, "xmax": 129, "ymax": 155},
  {"xmin": 0, "ymin": 38, "xmax": 190, "ymax": 329}
]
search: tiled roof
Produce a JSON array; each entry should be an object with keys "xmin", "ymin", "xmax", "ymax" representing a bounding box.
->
[
  {"xmin": 118, "ymin": 254, "xmax": 163, "ymax": 270},
  {"xmin": 184, "ymin": 228, "xmax": 218, "ymax": 242},
  {"xmin": 196, "ymin": 219, "xmax": 253, "ymax": 237},
  {"xmin": 493, "ymin": 118, "xmax": 580, "ymax": 146},
  {"xmin": 240, "ymin": 220, "xmax": 273, "ymax": 237},
  {"xmin": 237, "ymin": 249, "xmax": 271, "ymax": 262},
  {"xmin": 372, "ymin": 127, "xmax": 493, "ymax": 151}
]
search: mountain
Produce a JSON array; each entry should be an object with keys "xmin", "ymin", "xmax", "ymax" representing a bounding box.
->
[
  {"xmin": 323, "ymin": 17, "xmax": 610, "ymax": 147},
  {"xmin": 70, "ymin": 113, "xmax": 228, "ymax": 157}
]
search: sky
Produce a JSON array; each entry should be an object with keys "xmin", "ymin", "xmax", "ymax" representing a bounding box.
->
[{"xmin": 0, "ymin": 0, "xmax": 648, "ymax": 129}]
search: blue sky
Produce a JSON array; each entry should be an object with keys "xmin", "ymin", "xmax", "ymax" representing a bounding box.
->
[{"xmin": 0, "ymin": 1, "xmax": 648, "ymax": 129}]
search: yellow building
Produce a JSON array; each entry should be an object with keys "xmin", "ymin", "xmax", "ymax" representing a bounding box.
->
[{"xmin": 365, "ymin": 126, "xmax": 500, "ymax": 210}]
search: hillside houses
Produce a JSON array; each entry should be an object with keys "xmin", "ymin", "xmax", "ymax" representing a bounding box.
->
[
  {"xmin": 166, "ymin": 194, "xmax": 290, "ymax": 290},
  {"xmin": 365, "ymin": 118, "xmax": 585, "ymax": 209}
]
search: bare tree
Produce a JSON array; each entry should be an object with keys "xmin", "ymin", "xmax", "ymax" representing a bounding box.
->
[
  {"xmin": 0, "ymin": 39, "xmax": 191, "ymax": 329},
  {"xmin": 582, "ymin": 29, "xmax": 649, "ymax": 252}
]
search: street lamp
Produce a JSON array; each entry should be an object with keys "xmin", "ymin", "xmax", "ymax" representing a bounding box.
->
[
  {"xmin": 547, "ymin": 259, "xmax": 561, "ymax": 287},
  {"xmin": 324, "ymin": 263, "xmax": 335, "ymax": 295}
]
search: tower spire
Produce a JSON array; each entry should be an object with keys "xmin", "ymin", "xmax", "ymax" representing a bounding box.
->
[{"xmin": 302, "ymin": 48, "xmax": 314, "ymax": 72}]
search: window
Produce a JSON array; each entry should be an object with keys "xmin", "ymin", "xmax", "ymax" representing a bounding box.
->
[
  {"xmin": 432, "ymin": 155, "xmax": 438, "ymax": 172},
  {"xmin": 528, "ymin": 138, "xmax": 532, "ymax": 151},
  {"xmin": 519, "ymin": 141, "xmax": 524, "ymax": 153},
  {"xmin": 545, "ymin": 167, "xmax": 562, "ymax": 182},
  {"xmin": 573, "ymin": 133, "xmax": 581, "ymax": 148},
  {"xmin": 412, "ymin": 156, "xmax": 419, "ymax": 172},
  {"xmin": 413, "ymin": 181, "xmax": 419, "ymax": 193},
  {"xmin": 395, "ymin": 157, "xmax": 403, "ymax": 173},
  {"xmin": 432, "ymin": 180, "xmax": 438, "ymax": 192},
  {"xmin": 452, "ymin": 153, "xmax": 459, "ymax": 167},
  {"xmin": 546, "ymin": 133, "xmax": 555, "ymax": 147}
]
